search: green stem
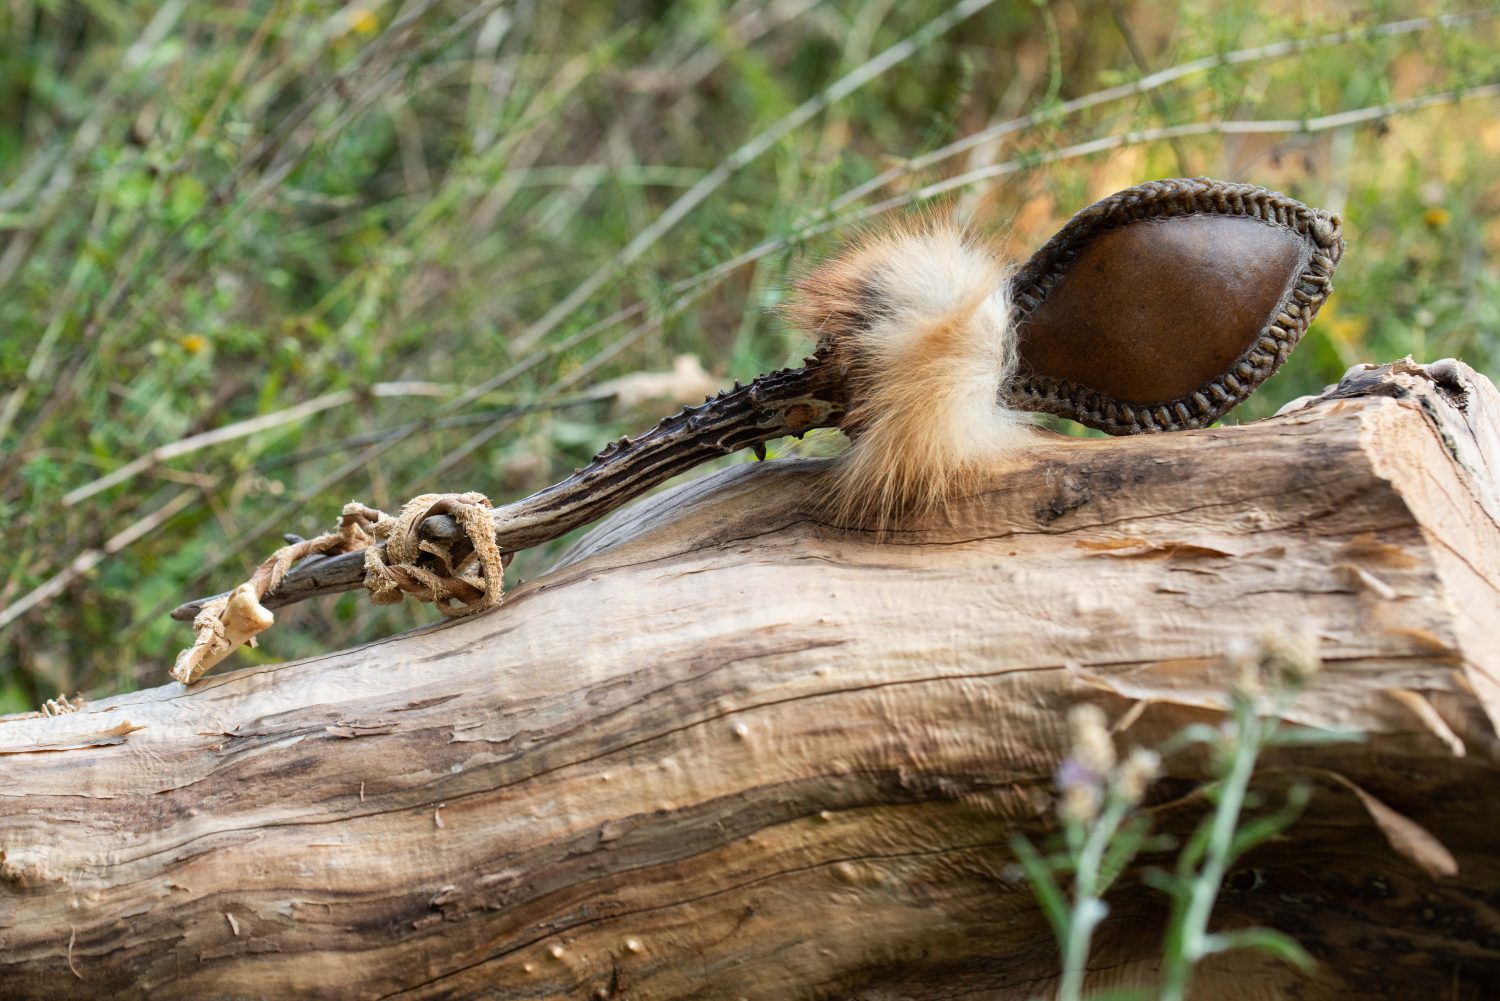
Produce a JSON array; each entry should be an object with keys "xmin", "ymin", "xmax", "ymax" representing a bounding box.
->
[
  {"xmin": 1059, "ymin": 798, "xmax": 1129, "ymax": 1001},
  {"xmin": 1159, "ymin": 705, "xmax": 1264, "ymax": 1001}
]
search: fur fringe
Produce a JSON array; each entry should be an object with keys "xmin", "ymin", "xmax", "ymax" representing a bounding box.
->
[{"xmin": 789, "ymin": 222, "xmax": 1032, "ymax": 528}]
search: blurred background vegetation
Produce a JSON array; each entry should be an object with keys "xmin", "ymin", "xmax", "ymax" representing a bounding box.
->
[{"xmin": 2, "ymin": 0, "xmax": 1498, "ymax": 707}]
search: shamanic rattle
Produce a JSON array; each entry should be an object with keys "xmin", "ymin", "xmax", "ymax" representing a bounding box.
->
[{"xmin": 171, "ymin": 177, "xmax": 1342, "ymax": 681}]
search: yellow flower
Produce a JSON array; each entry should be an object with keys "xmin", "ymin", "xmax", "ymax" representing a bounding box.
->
[
  {"xmin": 349, "ymin": 8, "xmax": 379, "ymax": 35},
  {"xmin": 1423, "ymin": 206, "xmax": 1451, "ymax": 229},
  {"xmin": 179, "ymin": 334, "xmax": 208, "ymax": 355}
]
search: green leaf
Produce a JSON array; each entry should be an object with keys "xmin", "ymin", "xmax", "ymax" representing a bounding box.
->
[
  {"xmin": 1140, "ymin": 867, "xmax": 1185, "ymax": 897},
  {"xmin": 1264, "ymin": 725, "xmax": 1365, "ymax": 747},
  {"xmin": 1009, "ymin": 834, "xmax": 1070, "ymax": 943},
  {"xmin": 1228, "ymin": 784, "xmax": 1311, "ymax": 860},
  {"xmin": 1203, "ymin": 928, "xmax": 1315, "ymax": 972},
  {"xmin": 168, "ymin": 175, "xmax": 207, "ymax": 223},
  {"xmin": 1177, "ymin": 813, "xmax": 1217, "ymax": 875},
  {"xmin": 113, "ymin": 169, "xmax": 155, "ymax": 211},
  {"xmin": 1097, "ymin": 815, "xmax": 1153, "ymax": 894},
  {"xmin": 1160, "ymin": 723, "xmax": 1224, "ymax": 754}
]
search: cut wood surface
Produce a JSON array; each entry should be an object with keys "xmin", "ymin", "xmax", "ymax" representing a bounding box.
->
[{"xmin": 2, "ymin": 358, "xmax": 1498, "ymax": 1000}]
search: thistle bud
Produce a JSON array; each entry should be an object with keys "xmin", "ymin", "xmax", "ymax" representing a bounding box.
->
[
  {"xmin": 1223, "ymin": 635, "xmax": 1262, "ymax": 700},
  {"xmin": 1258, "ymin": 626, "xmax": 1321, "ymax": 685},
  {"xmin": 1113, "ymin": 747, "xmax": 1161, "ymax": 805},
  {"xmin": 1067, "ymin": 703, "xmax": 1116, "ymax": 775},
  {"xmin": 1059, "ymin": 781, "xmax": 1103, "ymax": 826}
]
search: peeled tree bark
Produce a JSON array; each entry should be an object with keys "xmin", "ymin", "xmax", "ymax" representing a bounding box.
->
[{"xmin": 2, "ymin": 358, "xmax": 1498, "ymax": 1000}]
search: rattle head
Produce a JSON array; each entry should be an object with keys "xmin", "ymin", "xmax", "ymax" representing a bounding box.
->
[{"xmin": 1009, "ymin": 177, "xmax": 1343, "ymax": 433}]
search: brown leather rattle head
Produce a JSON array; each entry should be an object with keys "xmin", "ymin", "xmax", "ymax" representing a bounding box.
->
[{"xmin": 1007, "ymin": 178, "xmax": 1344, "ymax": 433}]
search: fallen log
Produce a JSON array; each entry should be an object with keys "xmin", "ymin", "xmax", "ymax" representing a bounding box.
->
[{"xmin": 2, "ymin": 358, "xmax": 1497, "ymax": 999}]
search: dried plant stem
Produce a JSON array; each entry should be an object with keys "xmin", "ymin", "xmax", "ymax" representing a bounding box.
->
[
  {"xmin": 425, "ymin": 285, "xmax": 713, "ymax": 478},
  {"xmin": 509, "ymin": 0, "xmax": 1001, "ymax": 352},
  {"xmin": 826, "ymin": 11, "xmax": 1493, "ymax": 216},
  {"xmin": 847, "ymin": 83, "xmax": 1500, "ymax": 223},
  {"xmin": 587, "ymin": 80, "xmax": 1500, "ymax": 357},
  {"xmin": 61, "ymin": 383, "xmax": 464, "ymax": 508},
  {"xmin": 0, "ymin": 490, "xmax": 198, "ymax": 632},
  {"xmin": 0, "ymin": 0, "xmax": 190, "ymax": 442}
]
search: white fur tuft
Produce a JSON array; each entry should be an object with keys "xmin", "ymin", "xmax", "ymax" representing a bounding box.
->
[{"xmin": 790, "ymin": 223, "xmax": 1032, "ymax": 528}]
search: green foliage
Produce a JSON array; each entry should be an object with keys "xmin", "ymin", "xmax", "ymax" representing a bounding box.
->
[{"xmin": 2, "ymin": 1, "xmax": 1498, "ymax": 701}]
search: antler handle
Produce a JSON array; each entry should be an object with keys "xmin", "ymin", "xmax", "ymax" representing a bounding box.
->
[{"xmin": 171, "ymin": 362, "xmax": 846, "ymax": 621}]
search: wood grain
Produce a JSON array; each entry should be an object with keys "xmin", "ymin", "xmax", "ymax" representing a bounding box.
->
[{"xmin": 2, "ymin": 359, "xmax": 1497, "ymax": 1000}]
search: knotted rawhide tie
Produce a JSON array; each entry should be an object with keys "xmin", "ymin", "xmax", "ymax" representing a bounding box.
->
[
  {"xmin": 359, "ymin": 492, "xmax": 507, "ymax": 617},
  {"xmin": 171, "ymin": 492, "xmax": 503, "ymax": 684},
  {"xmin": 172, "ymin": 506, "xmax": 377, "ymax": 684}
]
